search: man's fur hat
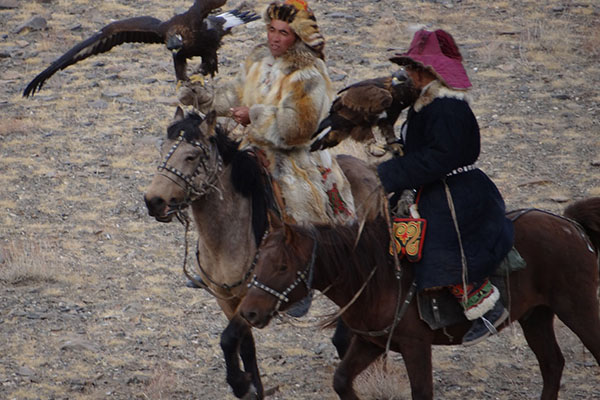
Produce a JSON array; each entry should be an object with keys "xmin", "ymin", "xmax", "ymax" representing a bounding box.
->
[{"xmin": 264, "ymin": 0, "xmax": 325, "ymax": 59}]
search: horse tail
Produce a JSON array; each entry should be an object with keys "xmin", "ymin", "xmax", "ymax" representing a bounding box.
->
[{"xmin": 564, "ymin": 197, "xmax": 600, "ymax": 252}]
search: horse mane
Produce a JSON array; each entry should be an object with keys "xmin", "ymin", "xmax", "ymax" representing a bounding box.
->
[
  {"xmin": 297, "ymin": 217, "xmax": 395, "ymax": 301},
  {"xmin": 167, "ymin": 112, "xmax": 269, "ymax": 247}
]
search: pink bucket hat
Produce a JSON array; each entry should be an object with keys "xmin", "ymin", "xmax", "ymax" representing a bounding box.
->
[{"xmin": 390, "ymin": 29, "xmax": 472, "ymax": 90}]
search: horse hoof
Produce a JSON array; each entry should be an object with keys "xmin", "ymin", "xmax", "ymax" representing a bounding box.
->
[
  {"xmin": 230, "ymin": 372, "xmax": 252, "ymax": 398},
  {"xmin": 241, "ymin": 384, "xmax": 259, "ymax": 400}
]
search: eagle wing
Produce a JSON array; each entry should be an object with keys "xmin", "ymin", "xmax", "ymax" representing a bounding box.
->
[
  {"xmin": 191, "ymin": 0, "xmax": 228, "ymax": 19},
  {"xmin": 311, "ymin": 77, "xmax": 395, "ymax": 151},
  {"xmin": 23, "ymin": 16, "xmax": 164, "ymax": 97},
  {"xmin": 197, "ymin": 9, "xmax": 260, "ymax": 77},
  {"xmin": 337, "ymin": 77, "xmax": 394, "ymax": 116}
]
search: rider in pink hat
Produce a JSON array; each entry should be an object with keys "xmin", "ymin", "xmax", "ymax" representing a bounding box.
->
[{"xmin": 378, "ymin": 29, "xmax": 514, "ymax": 346}]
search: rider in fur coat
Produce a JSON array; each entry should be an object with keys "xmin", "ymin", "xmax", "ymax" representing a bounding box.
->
[{"xmin": 178, "ymin": 0, "xmax": 355, "ymax": 225}]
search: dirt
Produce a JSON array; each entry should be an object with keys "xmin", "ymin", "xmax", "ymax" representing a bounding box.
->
[{"xmin": 1, "ymin": 0, "xmax": 599, "ymax": 399}]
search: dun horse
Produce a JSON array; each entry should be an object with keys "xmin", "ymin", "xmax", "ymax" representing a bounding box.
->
[
  {"xmin": 239, "ymin": 198, "xmax": 600, "ymax": 400},
  {"xmin": 143, "ymin": 108, "xmax": 382, "ymax": 399}
]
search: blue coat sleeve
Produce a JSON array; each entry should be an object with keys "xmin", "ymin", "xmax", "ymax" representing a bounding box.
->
[{"xmin": 377, "ymin": 99, "xmax": 480, "ymax": 193}]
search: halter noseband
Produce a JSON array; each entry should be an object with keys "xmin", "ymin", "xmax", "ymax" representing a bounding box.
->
[
  {"xmin": 157, "ymin": 129, "xmax": 223, "ymax": 203},
  {"xmin": 249, "ymin": 229, "xmax": 318, "ymax": 313}
]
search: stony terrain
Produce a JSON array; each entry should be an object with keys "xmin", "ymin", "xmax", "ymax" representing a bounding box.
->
[{"xmin": 1, "ymin": 0, "xmax": 599, "ymax": 399}]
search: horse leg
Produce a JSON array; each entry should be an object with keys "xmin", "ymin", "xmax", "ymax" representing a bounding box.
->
[
  {"xmin": 552, "ymin": 292, "xmax": 600, "ymax": 367},
  {"xmin": 221, "ymin": 314, "xmax": 262, "ymax": 398},
  {"xmin": 333, "ymin": 335, "xmax": 384, "ymax": 400},
  {"xmin": 398, "ymin": 339, "xmax": 434, "ymax": 400},
  {"xmin": 332, "ymin": 318, "xmax": 353, "ymax": 359},
  {"xmin": 239, "ymin": 327, "xmax": 264, "ymax": 399},
  {"xmin": 518, "ymin": 306, "xmax": 564, "ymax": 400}
]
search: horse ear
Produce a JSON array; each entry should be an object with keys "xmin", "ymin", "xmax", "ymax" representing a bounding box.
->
[
  {"xmin": 267, "ymin": 209, "xmax": 283, "ymax": 230},
  {"xmin": 174, "ymin": 106, "xmax": 185, "ymax": 121},
  {"xmin": 283, "ymin": 223, "xmax": 295, "ymax": 245},
  {"xmin": 200, "ymin": 110, "xmax": 217, "ymax": 134}
]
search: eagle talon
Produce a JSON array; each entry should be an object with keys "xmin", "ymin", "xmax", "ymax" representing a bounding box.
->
[{"xmin": 189, "ymin": 74, "xmax": 206, "ymax": 86}]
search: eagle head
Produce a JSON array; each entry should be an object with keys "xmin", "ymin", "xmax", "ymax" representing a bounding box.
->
[
  {"xmin": 167, "ymin": 33, "xmax": 184, "ymax": 53},
  {"xmin": 391, "ymin": 69, "xmax": 410, "ymax": 85}
]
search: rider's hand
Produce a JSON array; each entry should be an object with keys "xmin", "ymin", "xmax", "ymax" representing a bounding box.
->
[{"xmin": 231, "ymin": 106, "xmax": 250, "ymax": 126}]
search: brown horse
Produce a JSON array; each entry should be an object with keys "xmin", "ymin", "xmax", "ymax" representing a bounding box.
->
[
  {"xmin": 143, "ymin": 107, "xmax": 382, "ymax": 399},
  {"xmin": 239, "ymin": 198, "xmax": 600, "ymax": 400}
]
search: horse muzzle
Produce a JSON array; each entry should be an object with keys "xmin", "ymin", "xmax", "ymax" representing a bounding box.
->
[
  {"xmin": 239, "ymin": 307, "xmax": 273, "ymax": 329},
  {"xmin": 144, "ymin": 195, "xmax": 186, "ymax": 223}
]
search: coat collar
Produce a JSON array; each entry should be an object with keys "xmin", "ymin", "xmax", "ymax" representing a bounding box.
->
[{"xmin": 413, "ymin": 80, "xmax": 470, "ymax": 112}]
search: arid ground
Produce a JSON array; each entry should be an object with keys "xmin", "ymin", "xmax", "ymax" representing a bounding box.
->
[{"xmin": 1, "ymin": 0, "xmax": 599, "ymax": 399}]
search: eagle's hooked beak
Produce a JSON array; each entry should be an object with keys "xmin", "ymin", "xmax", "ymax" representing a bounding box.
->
[
  {"xmin": 391, "ymin": 69, "xmax": 409, "ymax": 84},
  {"xmin": 167, "ymin": 34, "xmax": 184, "ymax": 53}
]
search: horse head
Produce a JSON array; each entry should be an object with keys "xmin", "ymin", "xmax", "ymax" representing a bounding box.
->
[
  {"xmin": 144, "ymin": 107, "xmax": 223, "ymax": 222},
  {"xmin": 240, "ymin": 212, "xmax": 317, "ymax": 328}
]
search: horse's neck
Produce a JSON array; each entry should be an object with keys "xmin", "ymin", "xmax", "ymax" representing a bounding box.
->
[
  {"xmin": 311, "ymin": 240, "xmax": 411, "ymax": 329},
  {"xmin": 190, "ymin": 164, "xmax": 256, "ymax": 286}
]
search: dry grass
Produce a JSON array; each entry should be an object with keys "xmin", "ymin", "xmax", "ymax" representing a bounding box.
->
[
  {"xmin": 0, "ymin": 117, "xmax": 35, "ymax": 137},
  {"xmin": 0, "ymin": 239, "xmax": 58, "ymax": 285},
  {"xmin": 355, "ymin": 357, "xmax": 411, "ymax": 400},
  {"xmin": 141, "ymin": 362, "xmax": 178, "ymax": 400}
]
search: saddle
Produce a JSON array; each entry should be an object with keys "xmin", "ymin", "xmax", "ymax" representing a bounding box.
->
[{"xmin": 417, "ymin": 246, "xmax": 526, "ymax": 330}]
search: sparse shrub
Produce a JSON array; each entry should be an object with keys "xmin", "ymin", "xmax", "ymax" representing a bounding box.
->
[
  {"xmin": 355, "ymin": 357, "xmax": 410, "ymax": 400},
  {"xmin": 0, "ymin": 239, "xmax": 56, "ymax": 285},
  {"xmin": 141, "ymin": 362, "xmax": 178, "ymax": 400}
]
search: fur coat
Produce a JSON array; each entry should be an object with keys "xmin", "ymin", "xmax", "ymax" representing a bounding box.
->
[
  {"xmin": 196, "ymin": 41, "xmax": 355, "ymax": 224},
  {"xmin": 377, "ymin": 81, "xmax": 514, "ymax": 290}
]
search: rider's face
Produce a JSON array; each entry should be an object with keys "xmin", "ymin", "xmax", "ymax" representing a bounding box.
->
[{"xmin": 267, "ymin": 20, "xmax": 297, "ymax": 58}]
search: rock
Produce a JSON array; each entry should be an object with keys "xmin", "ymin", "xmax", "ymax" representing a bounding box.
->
[
  {"xmin": 88, "ymin": 99, "xmax": 108, "ymax": 109},
  {"xmin": 59, "ymin": 337, "xmax": 100, "ymax": 352},
  {"xmin": 17, "ymin": 366, "xmax": 36, "ymax": 377},
  {"xmin": 101, "ymin": 91, "xmax": 123, "ymax": 99},
  {"xmin": 550, "ymin": 195, "xmax": 570, "ymax": 203},
  {"xmin": 13, "ymin": 16, "xmax": 47, "ymax": 34},
  {"xmin": 0, "ymin": 0, "xmax": 18, "ymax": 9},
  {"xmin": 327, "ymin": 12, "xmax": 355, "ymax": 20}
]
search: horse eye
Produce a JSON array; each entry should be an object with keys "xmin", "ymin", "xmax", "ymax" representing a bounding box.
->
[
  {"xmin": 185, "ymin": 153, "xmax": 199, "ymax": 162},
  {"xmin": 279, "ymin": 264, "xmax": 288, "ymax": 272}
]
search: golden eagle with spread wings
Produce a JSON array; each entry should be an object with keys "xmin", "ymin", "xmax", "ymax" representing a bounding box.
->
[
  {"xmin": 23, "ymin": 0, "xmax": 259, "ymax": 97},
  {"xmin": 311, "ymin": 70, "xmax": 419, "ymax": 153}
]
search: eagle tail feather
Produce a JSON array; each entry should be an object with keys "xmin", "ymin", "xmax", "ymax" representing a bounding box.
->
[{"xmin": 218, "ymin": 9, "xmax": 260, "ymax": 30}]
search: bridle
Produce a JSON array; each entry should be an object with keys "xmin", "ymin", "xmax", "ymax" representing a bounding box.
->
[
  {"xmin": 249, "ymin": 229, "xmax": 318, "ymax": 314},
  {"xmin": 157, "ymin": 129, "xmax": 223, "ymax": 205}
]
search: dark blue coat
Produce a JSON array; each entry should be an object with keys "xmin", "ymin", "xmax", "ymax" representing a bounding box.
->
[{"xmin": 377, "ymin": 89, "xmax": 514, "ymax": 290}]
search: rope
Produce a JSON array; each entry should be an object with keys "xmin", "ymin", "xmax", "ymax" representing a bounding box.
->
[
  {"xmin": 443, "ymin": 179, "xmax": 469, "ymax": 307},
  {"xmin": 177, "ymin": 209, "xmax": 236, "ymax": 301}
]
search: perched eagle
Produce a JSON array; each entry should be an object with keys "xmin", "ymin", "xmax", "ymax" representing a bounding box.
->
[
  {"xmin": 23, "ymin": 0, "xmax": 259, "ymax": 97},
  {"xmin": 310, "ymin": 70, "xmax": 419, "ymax": 154}
]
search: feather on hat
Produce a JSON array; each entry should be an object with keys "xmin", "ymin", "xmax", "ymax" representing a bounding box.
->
[{"xmin": 264, "ymin": 0, "xmax": 325, "ymax": 59}]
